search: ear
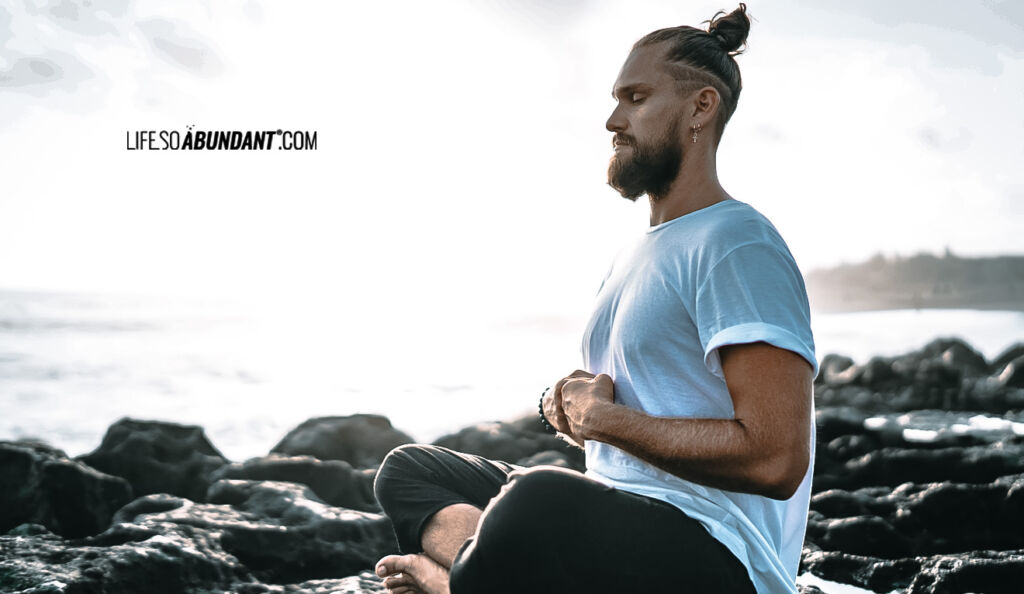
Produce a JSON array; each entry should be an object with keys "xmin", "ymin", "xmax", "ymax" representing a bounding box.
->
[{"xmin": 690, "ymin": 86, "xmax": 721, "ymax": 125}]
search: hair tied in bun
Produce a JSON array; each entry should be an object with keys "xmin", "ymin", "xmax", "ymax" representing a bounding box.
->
[{"xmin": 705, "ymin": 3, "xmax": 750, "ymax": 55}]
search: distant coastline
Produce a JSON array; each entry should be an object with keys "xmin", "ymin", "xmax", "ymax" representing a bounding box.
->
[{"xmin": 805, "ymin": 251, "xmax": 1024, "ymax": 313}]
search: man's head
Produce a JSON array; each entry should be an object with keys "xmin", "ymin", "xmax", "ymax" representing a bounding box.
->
[{"xmin": 607, "ymin": 4, "xmax": 751, "ymax": 201}]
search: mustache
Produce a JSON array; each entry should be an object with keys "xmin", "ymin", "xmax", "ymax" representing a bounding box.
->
[{"xmin": 613, "ymin": 134, "xmax": 636, "ymax": 147}]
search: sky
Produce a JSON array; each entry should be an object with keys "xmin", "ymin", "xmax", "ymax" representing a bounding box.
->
[{"xmin": 1, "ymin": 0, "xmax": 1022, "ymax": 321}]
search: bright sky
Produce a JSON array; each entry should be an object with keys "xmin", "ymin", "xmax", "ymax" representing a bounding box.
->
[{"xmin": 2, "ymin": 0, "xmax": 1022, "ymax": 322}]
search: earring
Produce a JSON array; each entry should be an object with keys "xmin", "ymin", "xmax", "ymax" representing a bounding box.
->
[{"xmin": 691, "ymin": 123, "xmax": 702, "ymax": 143}]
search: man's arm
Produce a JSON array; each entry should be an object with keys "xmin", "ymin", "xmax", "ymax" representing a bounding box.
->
[{"xmin": 560, "ymin": 342, "xmax": 813, "ymax": 500}]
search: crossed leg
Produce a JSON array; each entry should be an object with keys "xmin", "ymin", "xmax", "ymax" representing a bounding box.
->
[
  {"xmin": 372, "ymin": 445, "xmax": 514, "ymax": 594},
  {"xmin": 375, "ymin": 503, "xmax": 482, "ymax": 594},
  {"xmin": 372, "ymin": 444, "xmax": 757, "ymax": 594}
]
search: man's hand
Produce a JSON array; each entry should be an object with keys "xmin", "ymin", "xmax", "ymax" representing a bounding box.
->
[
  {"xmin": 560, "ymin": 373, "xmax": 616, "ymax": 441},
  {"xmin": 543, "ymin": 370, "xmax": 595, "ymax": 447}
]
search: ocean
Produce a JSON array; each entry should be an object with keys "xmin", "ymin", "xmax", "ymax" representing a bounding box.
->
[{"xmin": 2, "ymin": 288, "xmax": 1023, "ymax": 461}]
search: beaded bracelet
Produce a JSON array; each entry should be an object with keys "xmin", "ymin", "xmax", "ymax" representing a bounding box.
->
[{"xmin": 538, "ymin": 387, "xmax": 557, "ymax": 434}]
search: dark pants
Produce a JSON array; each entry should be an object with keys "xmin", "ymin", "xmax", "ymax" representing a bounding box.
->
[{"xmin": 374, "ymin": 444, "xmax": 756, "ymax": 594}]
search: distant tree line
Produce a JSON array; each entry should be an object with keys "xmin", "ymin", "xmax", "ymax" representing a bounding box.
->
[{"xmin": 804, "ymin": 251, "xmax": 1024, "ymax": 312}]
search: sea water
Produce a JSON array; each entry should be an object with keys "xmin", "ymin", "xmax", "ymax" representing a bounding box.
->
[{"xmin": 1, "ymin": 289, "xmax": 1022, "ymax": 461}]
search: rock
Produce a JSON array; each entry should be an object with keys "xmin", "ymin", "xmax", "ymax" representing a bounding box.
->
[
  {"xmin": 906, "ymin": 550, "xmax": 1024, "ymax": 594},
  {"xmin": 6, "ymin": 523, "xmax": 52, "ymax": 537},
  {"xmin": 912, "ymin": 358, "xmax": 963, "ymax": 392},
  {"xmin": 852, "ymin": 356, "xmax": 899, "ymax": 390},
  {"xmin": 995, "ymin": 355, "xmax": 1024, "ymax": 389},
  {"xmin": 810, "ymin": 515, "xmax": 912, "ymax": 558},
  {"xmin": 800, "ymin": 548, "xmax": 922, "ymax": 593},
  {"xmin": 825, "ymin": 442, "xmax": 1024, "ymax": 491},
  {"xmin": 881, "ymin": 337, "xmax": 989, "ymax": 380},
  {"xmin": 815, "ymin": 407, "xmax": 868, "ymax": 442},
  {"xmin": 79, "ymin": 418, "xmax": 228, "ymax": 502},
  {"xmin": 809, "ymin": 490, "xmax": 872, "ymax": 518},
  {"xmin": 0, "ymin": 440, "xmax": 132, "ymax": 538},
  {"xmin": 275, "ymin": 572, "xmax": 387, "ymax": 593},
  {"xmin": 808, "ymin": 474, "xmax": 1024, "ymax": 561},
  {"xmin": 0, "ymin": 521, "xmax": 253, "ymax": 594},
  {"xmin": 817, "ymin": 354, "xmax": 854, "ymax": 386},
  {"xmin": 992, "ymin": 342, "xmax": 1024, "ymax": 374},
  {"xmin": 813, "ymin": 338, "xmax": 1024, "ymax": 414},
  {"xmin": 938, "ymin": 341, "xmax": 989, "ymax": 377},
  {"xmin": 432, "ymin": 413, "xmax": 585, "ymax": 469},
  {"xmin": 801, "ymin": 548, "xmax": 1024, "ymax": 594},
  {"xmin": 1, "ymin": 478, "xmax": 399, "ymax": 592},
  {"xmin": 824, "ymin": 434, "xmax": 882, "ymax": 461},
  {"xmin": 212, "ymin": 455, "xmax": 380, "ymax": 512},
  {"xmin": 199, "ymin": 480, "xmax": 397, "ymax": 583},
  {"xmin": 271, "ymin": 415, "xmax": 413, "ymax": 469}
]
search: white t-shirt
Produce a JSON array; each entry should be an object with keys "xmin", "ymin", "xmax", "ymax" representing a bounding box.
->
[{"xmin": 581, "ymin": 199, "xmax": 818, "ymax": 594}]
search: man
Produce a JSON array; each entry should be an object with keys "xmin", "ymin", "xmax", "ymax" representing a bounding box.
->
[{"xmin": 374, "ymin": 5, "xmax": 818, "ymax": 593}]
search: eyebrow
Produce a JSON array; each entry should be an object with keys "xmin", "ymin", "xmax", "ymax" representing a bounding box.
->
[{"xmin": 611, "ymin": 83, "xmax": 655, "ymax": 100}]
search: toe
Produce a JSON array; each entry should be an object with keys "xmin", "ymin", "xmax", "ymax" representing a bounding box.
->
[
  {"xmin": 376, "ymin": 554, "xmax": 408, "ymax": 577},
  {"xmin": 384, "ymin": 573, "xmax": 415, "ymax": 588}
]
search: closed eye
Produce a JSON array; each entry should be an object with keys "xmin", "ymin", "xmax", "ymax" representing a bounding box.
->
[{"xmin": 611, "ymin": 84, "xmax": 654, "ymax": 103}]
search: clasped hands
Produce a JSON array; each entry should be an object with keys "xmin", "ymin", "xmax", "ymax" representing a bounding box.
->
[{"xmin": 542, "ymin": 370, "xmax": 616, "ymax": 446}]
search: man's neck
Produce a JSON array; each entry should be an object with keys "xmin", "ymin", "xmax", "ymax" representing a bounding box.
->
[{"xmin": 647, "ymin": 149, "xmax": 731, "ymax": 226}]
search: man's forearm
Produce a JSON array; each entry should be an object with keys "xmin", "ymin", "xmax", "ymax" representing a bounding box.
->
[{"xmin": 583, "ymin": 402, "xmax": 807, "ymax": 500}]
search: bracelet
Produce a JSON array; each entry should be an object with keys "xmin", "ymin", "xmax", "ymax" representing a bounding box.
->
[{"xmin": 538, "ymin": 387, "xmax": 557, "ymax": 434}]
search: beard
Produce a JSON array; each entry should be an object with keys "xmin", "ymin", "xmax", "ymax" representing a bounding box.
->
[{"xmin": 607, "ymin": 118, "xmax": 683, "ymax": 202}]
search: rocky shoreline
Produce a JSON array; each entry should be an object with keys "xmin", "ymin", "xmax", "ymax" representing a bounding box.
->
[{"xmin": 3, "ymin": 338, "xmax": 1024, "ymax": 593}]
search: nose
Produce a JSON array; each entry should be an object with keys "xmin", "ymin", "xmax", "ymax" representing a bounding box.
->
[{"xmin": 606, "ymin": 103, "xmax": 626, "ymax": 133}]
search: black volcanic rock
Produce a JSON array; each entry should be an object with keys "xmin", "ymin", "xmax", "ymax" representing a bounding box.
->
[
  {"xmin": 1, "ymin": 526, "xmax": 390, "ymax": 594},
  {"xmin": 816, "ymin": 353, "xmax": 855, "ymax": 386},
  {"xmin": 432, "ymin": 413, "xmax": 585, "ymax": 471},
  {"xmin": 992, "ymin": 342, "xmax": 1024, "ymax": 373},
  {"xmin": 812, "ymin": 515, "xmax": 913, "ymax": 558},
  {"xmin": 212, "ymin": 455, "xmax": 380, "ymax": 512},
  {"xmin": 271, "ymin": 415, "xmax": 413, "ymax": 469},
  {"xmin": 808, "ymin": 490, "xmax": 873, "ymax": 519},
  {"xmin": 815, "ymin": 407, "xmax": 869, "ymax": 442},
  {"xmin": 79, "ymin": 418, "xmax": 228, "ymax": 501},
  {"xmin": 0, "ymin": 521, "xmax": 250, "ymax": 594},
  {"xmin": 814, "ymin": 442, "xmax": 1024, "ymax": 492},
  {"xmin": 844, "ymin": 356, "xmax": 900, "ymax": 391},
  {"xmin": 200, "ymin": 480, "xmax": 397, "ymax": 582},
  {"xmin": 812, "ymin": 336, "xmax": 1024, "ymax": 414},
  {"xmin": 937, "ymin": 340, "xmax": 989, "ymax": 376},
  {"xmin": 824, "ymin": 434, "xmax": 884, "ymax": 462},
  {"xmin": 801, "ymin": 548, "xmax": 1024, "ymax": 594},
  {"xmin": 996, "ymin": 355, "xmax": 1024, "ymax": 389},
  {"xmin": 0, "ymin": 440, "xmax": 132, "ymax": 538},
  {"xmin": 800, "ymin": 332, "xmax": 1024, "ymax": 591},
  {"xmin": 0, "ymin": 479, "xmax": 397, "ymax": 593},
  {"xmin": 805, "ymin": 474, "xmax": 1024, "ymax": 591}
]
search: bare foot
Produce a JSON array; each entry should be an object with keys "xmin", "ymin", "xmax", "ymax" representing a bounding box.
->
[{"xmin": 376, "ymin": 553, "xmax": 451, "ymax": 594}]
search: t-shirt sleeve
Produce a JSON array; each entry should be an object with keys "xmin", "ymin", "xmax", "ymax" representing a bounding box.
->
[{"xmin": 695, "ymin": 242, "xmax": 818, "ymax": 379}]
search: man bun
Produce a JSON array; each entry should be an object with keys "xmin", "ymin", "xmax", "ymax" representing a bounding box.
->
[{"xmin": 706, "ymin": 3, "xmax": 750, "ymax": 55}]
